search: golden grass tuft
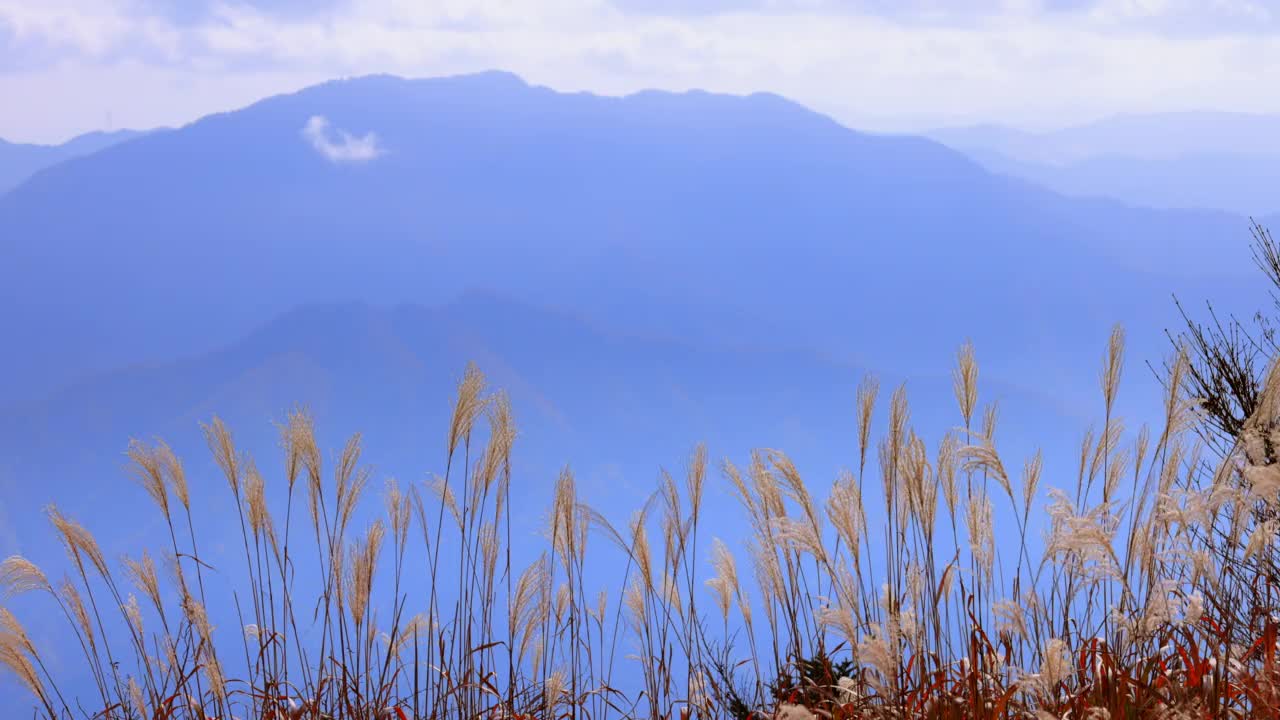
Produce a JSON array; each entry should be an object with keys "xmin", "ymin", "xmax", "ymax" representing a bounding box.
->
[
  {"xmin": 11, "ymin": 331, "xmax": 1280, "ymax": 719},
  {"xmin": 0, "ymin": 556, "xmax": 50, "ymax": 600}
]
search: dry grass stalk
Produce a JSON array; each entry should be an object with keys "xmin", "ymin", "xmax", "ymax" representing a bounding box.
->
[{"xmin": 12, "ymin": 328, "xmax": 1280, "ymax": 720}]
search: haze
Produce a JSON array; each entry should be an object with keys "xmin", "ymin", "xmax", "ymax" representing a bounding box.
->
[{"xmin": 4, "ymin": 3, "xmax": 1280, "ymax": 719}]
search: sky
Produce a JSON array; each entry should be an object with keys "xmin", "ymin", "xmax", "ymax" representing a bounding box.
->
[{"xmin": 3, "ymin": 0, "xmax": 1280, "ymax": 144}]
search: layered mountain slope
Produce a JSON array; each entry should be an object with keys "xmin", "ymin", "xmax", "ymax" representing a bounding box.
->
[
  {"xmin": 927, "ymin": 113, "xmax": 1280, "ymax": 214},
  {"xmin": 0, "ymin": 129, "xmax": 146, "ymax": 195},
  {"xmin": 0, "ymin": 72, "xmax": 1259, "ymax": 412}
]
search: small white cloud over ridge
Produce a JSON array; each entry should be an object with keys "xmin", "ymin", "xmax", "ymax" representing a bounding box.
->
[{"xmin": 301, "ymin": 115, "xmax": 384, "ymax": 163}]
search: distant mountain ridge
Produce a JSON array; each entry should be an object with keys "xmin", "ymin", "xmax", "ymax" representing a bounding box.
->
[
  {"xmin": 0, "ymin": 71, "xmax": 1266, "ymax": 414},
  {"xmin": 0, "ymin": 128, "xmax": 148, "ymax": 196},
  {"xmin": 926, "ymin": 112, "xmax": 1280, "ymax": 214},
  {"xmin": 0, "ymin": 290, "xmax": 1085, "ymax": 540},
  {"xmin": 929, "ymin": 111, "xmax": 1280, "ymax": 163}
]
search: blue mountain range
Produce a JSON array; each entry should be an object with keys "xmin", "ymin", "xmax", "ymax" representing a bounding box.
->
[{"xmin": 0, "ymin": 71, "xmax": 1272, "ymax": 715}]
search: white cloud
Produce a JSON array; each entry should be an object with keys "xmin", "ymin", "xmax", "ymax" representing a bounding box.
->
[{"xmin": 301, "ymin": 115, "xmax": 384, "ymax": 162}]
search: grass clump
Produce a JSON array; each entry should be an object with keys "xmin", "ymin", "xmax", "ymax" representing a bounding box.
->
[{"xmin": 10, "ymin": 323, "xmax": 1280, "ymax": 718}]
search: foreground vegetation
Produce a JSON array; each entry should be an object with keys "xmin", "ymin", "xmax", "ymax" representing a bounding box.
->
[{"xmin": 7, "ymin": 232, "xmax": 1280, "ymax": 719}]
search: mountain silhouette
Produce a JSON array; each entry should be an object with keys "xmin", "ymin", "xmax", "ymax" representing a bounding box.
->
[
  {"xmin": 0, "ymin": 71, "xmax": 1263, "ymax": 413},
  {"xmin": 927, "ymin": 113, "xmax": 1280, "ymax": 215},
  {"xmin": 928, "ymin": 111, "xmax": 1280, "ymax": 163},
  {"xmin": 0, "ymin": 129, "xmax": 147, "ymax": 196}
]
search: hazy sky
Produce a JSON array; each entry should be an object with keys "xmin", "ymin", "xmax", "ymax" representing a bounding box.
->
[{"xmin": 3, "ymin": 0, "xmax": 1280, "ymax": 143}]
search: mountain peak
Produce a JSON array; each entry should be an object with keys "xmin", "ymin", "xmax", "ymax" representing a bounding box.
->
[
  {"xmin": 301, "ymin": 69, "xmax": 532, "ymax": 99},
  {"xmin": 0, "ymin": 66, "xmax": 1251, "ymax": 409}
]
